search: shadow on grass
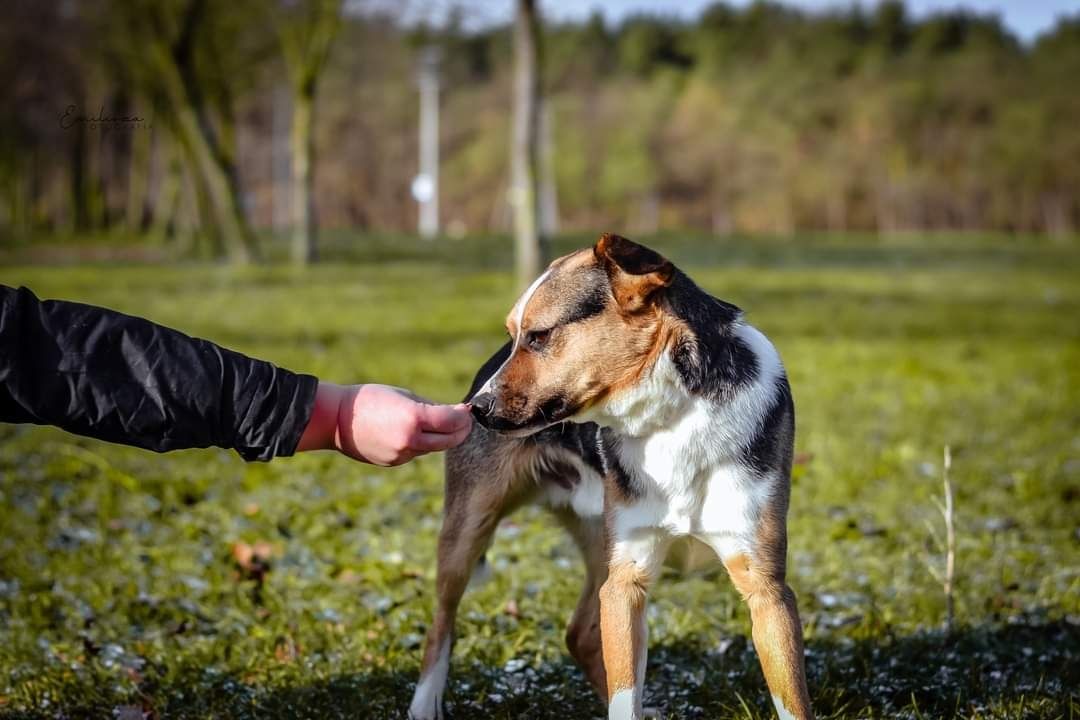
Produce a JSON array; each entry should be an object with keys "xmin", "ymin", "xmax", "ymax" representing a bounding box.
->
[
  {"xmin": 247, "ymin": 621, "xmax": 1080, "ymax": 720},
  {"xmin": 4, "ymin": 620, "xmax": 1075, "ymax": 719},
  {"xmin": 650, "ymin": 619, "xmax": 1080, "ymax": 719}
]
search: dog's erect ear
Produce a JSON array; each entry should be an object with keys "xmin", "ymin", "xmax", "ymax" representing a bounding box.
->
[
  {"xmin": 594, "ymin": 233, "xmax": 674, "ymax": 312},
  {"xmin": 595, "ymin": 233, "xmax": 670, "ymax": 275}
]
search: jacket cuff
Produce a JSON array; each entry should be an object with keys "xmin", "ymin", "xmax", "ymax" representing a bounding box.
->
[{"xmin": 236, "ymin": 372, "xmax": 320, "ymax": 462}]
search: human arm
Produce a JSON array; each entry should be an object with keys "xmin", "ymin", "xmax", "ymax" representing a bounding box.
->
[
  {"xmin": 0, "ymin": 284, "xmax": 317, "ymax": 460},
  {"xmin": 0, "ymin": 285, "xmax": 471, "ymax": 463}
]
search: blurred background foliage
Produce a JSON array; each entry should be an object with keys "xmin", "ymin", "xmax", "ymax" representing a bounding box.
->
[{"xmin": 1, "ymin": 0, "xmax": 1079, "ymax": 265}]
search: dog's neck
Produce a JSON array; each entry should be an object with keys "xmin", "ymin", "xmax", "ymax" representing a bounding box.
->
[{"xmin": 577, "ymin": 349, "xmax": 692, "ymax": 438}]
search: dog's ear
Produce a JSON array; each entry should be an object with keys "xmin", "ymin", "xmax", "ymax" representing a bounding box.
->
[{"xmin": 594, "ymin": 233, "xmax": 674, "ymax": 312}]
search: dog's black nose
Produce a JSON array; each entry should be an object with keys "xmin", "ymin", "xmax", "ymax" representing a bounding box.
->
[{"xmin": 470, "ymin": 392, "xmax": 496, "ymax": 419}]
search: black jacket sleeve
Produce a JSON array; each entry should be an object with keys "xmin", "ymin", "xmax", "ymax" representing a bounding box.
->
[{"xmin": 0, "ymin": 285, "xmax": 319, "ymax": 461}]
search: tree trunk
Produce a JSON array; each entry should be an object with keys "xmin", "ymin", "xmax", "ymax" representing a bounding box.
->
[
  {"xmin": 538, "ymin": 100, "xmax": 558, "ymax": 236},
  {"xmin": 1041, "ymin": 191, "xmax": 1073, "ymax": 240},
  {"xmin": 139, "ymin": 0, "xmax": 259, "ymax": 264},
  {"xmin": 275, "ymin": 0, "xmax": 341, "ymax": 263},
  {"xmin": 512, "ymin": 0, "xmax": 544, "ymax": 290},
  {"xmin": 126, "ymin": 120, "xmax": 151, "ymax": 233},
  {"xmin": 150, "ymin": 44, "xmax": 259, "ymax": 263},
  {"xmin": 175, "ymin": 101, "xmax": 258, "ymax": 263},
  {"xmin": 71, "ymin": 115, "xmax": 90, "ymax": 233},
  {"xmin": 290, "ymin": 85, "xmax": 317, "ymax": 264},
  {"xmin": 150, "ymin": 139, "xmax": 183, "ymax": 243}
]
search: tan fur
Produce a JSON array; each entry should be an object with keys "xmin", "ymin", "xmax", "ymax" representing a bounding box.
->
[
  {"xmin": 596, "ymin": 310, "xmax": 686, "ymax": 416},
  {"xmin": 598, "ymin": 561, "xmax": 652, "ymax": 698},
  {"xmin": 722, "ymin": 501, "xmax": 813, "ymax": 720}
]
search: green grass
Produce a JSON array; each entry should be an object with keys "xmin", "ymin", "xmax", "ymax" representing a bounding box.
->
[{"xmin": 1, "ymin": 233, "xmax": 1078, "ymax": 719}]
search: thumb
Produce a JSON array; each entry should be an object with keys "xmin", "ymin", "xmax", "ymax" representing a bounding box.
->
[{"xmin": 415, "ymin": 402, "xmax": 473, "ymax": 434}]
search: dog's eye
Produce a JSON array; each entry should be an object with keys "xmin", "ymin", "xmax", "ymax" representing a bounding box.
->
[{"xmin": 527, "ymin": 329, "xmax": 551, "ymax": 351}]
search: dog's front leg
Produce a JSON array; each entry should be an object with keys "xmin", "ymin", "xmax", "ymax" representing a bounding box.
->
[
  {"xmin": 598, "ymin": 528, "xmax": 668, "ymax": 720},
  {"xmin": 599, "ymin": 560, "xmax": 649, "ymax": 719},
  {"xmin": 408, "ymin": 475, "xmax": 507, "ymax": 720}
]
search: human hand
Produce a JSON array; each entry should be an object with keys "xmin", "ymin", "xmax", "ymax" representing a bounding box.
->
[{"xmin": 297, "ymin": 383, "xmax": 473, "ymax": 466}]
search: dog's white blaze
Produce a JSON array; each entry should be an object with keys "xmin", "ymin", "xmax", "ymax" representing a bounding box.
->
[
  {"xmin": 513, "ymin": 267, "xmax": 553, "ymax": 342},
  {"xmin": 772, "ymin": 695, "xmax": 798, "ymax": 720},
  {"xmin": 476, "ymin": 268, "xmax": 553, "ymax": 396},
  {"xmin": 609, "ymin": 688, "xmax": 638, "ymax": 720},
  {"xmin": 408, "ymin": 640, "xmax": 451, "ymax": 720}
]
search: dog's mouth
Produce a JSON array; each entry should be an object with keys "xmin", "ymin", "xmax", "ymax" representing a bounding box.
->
[{"xmin": 471, "ymin": 396, "xmax": 577, "ymax": 437}]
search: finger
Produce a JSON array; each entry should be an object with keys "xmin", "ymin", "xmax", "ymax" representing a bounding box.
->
[
  {"xmin": 444, "ymin": 420, "xmax": 473, "ymax": 447},
  {"xmin": 411, "ymin": 422, "xmax": 473, "ymax": 452},
  {"xmin": 415, "ymin": 402, "xmax": 473, "ymax": 434}
]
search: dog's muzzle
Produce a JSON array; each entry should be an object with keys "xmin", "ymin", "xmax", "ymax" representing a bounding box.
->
[
  {"xmin": 469, "ymin": 391, "xmax": 576, "ymax": 436},
  {"xmin": 469, "ymin": 391, "xmax": 542, "ymax": 433},
  {"xmin": 470, "ymin": 392, "xmax": 496, "ymax": 422}
]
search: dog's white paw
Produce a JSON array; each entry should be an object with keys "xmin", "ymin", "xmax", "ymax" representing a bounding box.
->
[
  {"xmin": 410, "ymin": 641, "xmax": 450, "ymax": 720},
  {"xmin": 407, "ymin": 702, "xmax": 443, "ymax": 720},
  {"xmin": 408, "ymin": 684, "xmax": 445, "ymax": 720}
]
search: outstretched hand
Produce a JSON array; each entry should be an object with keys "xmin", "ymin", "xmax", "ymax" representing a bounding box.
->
[{"xmin": 297, "ymin": 383, "xmax": 473, "ymax": 466}]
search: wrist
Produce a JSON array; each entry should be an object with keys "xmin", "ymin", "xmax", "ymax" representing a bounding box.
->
[{"xmin": 297, "ymin": 381, "xmax": 348, "ymax": 452}]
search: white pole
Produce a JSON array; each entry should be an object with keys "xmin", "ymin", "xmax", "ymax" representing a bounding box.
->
[{"xmin": 417, "ymin": 47, "xmax": 440, "ymax": 238}]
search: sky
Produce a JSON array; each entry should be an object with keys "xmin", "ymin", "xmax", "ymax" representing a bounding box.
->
[{"xmin": 386, "ymin": 0, "xmax": 1078, "ymax": 43}]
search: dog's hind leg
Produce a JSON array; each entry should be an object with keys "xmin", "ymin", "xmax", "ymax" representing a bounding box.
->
[
  {"xmin": 557, "ymin": 513, "xmax": 609, "ymax": 700},
  {"xmin": 721, "ymin": 511, "xmax": 814, "ymax": 720},
  {"xmin": 409, "ymin": 435, "xmax": 529, "ymax": 720}
]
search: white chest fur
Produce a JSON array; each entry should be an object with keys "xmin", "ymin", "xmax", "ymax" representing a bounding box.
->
[{"xmin": 584, "ymin": 323, "xmax": 786, "ymax": 568}]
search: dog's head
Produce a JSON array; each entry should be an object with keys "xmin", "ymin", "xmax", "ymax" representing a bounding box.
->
[{"xmin": 471, "ymin": 233, "xmax": 677, "ymax": 436}]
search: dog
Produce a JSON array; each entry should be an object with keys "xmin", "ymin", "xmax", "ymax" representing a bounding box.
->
[{"xmin": 408, "ymin": 234, "xmax": 813, "ymax": 720}]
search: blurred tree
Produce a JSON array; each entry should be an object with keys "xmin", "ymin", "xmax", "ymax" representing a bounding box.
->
[
  {"xmin": 616, "ymin": 16, "xmax": 690, "ymax": 77},
  {"xmin": 1028, "ymin": 18, "xmax": 1080, "ymax": 236},
  {"xmin": 270, "ymin": 0, "xmax": 342, "ymax": 265},
  {"xmin": 107, "ymin": 0, "xmax": 265, "ymax": 262},
  {"xmin": 513, "ymin": 0, "xmax": 544, "ymax": 289},
  {"xmin": 2, "ymin": 1, "xmax": 1078, "ymax": 243},
  {"xmin": 871, "ymin": 1, "xmax": 910, "ymax": 56}
]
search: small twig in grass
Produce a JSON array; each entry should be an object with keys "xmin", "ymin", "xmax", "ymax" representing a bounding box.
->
[
  {"xmin": 920, "ymin": 445, "xmax": 957, "ymax": 633},
  {"xmin": 911, "ymin": 691, "xmax": 927, "ymax": 720},
  {"xmin": 734, "ymin": 692, "xmax": 757, "ymax": 720},
  {"xmin": 942, "ymin": 445, "xmax": 956, "ymax": 633}
]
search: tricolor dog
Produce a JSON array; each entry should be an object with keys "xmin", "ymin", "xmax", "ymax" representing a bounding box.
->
[{"xmin": 409, "ymin": 234, "xmax": 813, "ymax": 720}]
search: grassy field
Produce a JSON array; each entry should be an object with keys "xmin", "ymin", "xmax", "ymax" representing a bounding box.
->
[{"xmin": 1, "ymin": 233, "xmax": 1078, "ymax": 719}]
